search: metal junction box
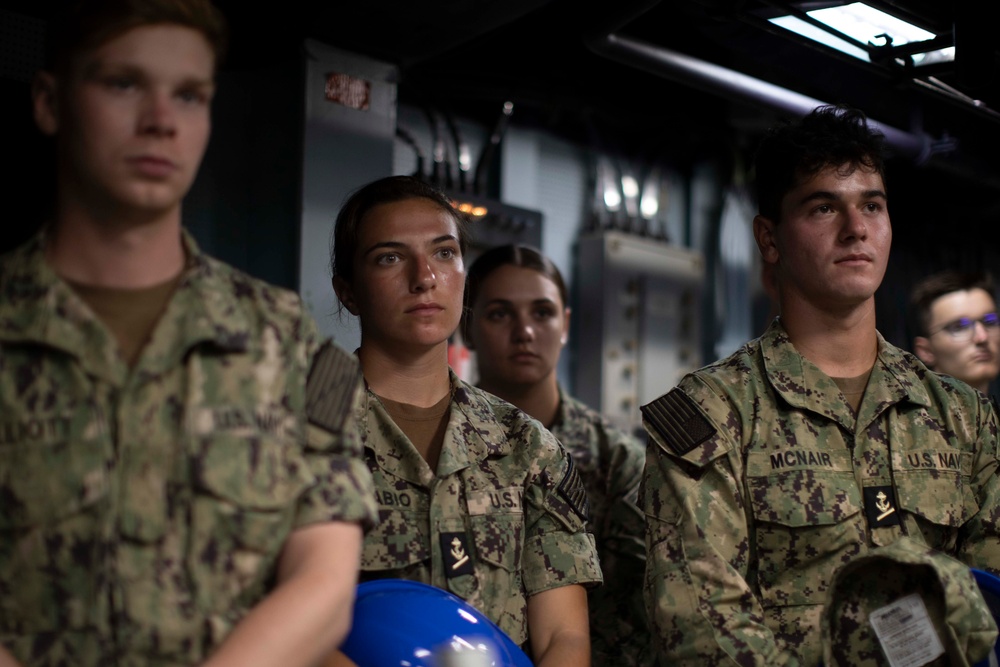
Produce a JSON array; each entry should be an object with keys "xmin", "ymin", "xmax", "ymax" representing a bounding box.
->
[{"xmin": 574, "ymin": 231, "xmax": 705, "ymax": 437}]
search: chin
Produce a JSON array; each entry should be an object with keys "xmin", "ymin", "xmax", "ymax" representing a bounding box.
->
[
  {"xmin": 406, "ymin": 331, "xmax": 454, "ymax": 350},
  {"xmin": 116, "ymin": 191, "xmax": 186, "ymax": 216},
  {"xmin": 507, "ymin": 367, "xmax": 550, "ymax": 387},
  {"xmin": 962, "ymin": 373, "xmax": 996, "ymax": 390}
]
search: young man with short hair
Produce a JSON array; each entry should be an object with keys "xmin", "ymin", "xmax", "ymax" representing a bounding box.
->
[
  {"xmin": 0, "ymin": 2, "xmax": 376, "ymax": 665},
  {"xmin": 640, "ymin": 105, "xmax": 1000, "ymax": 665},
  {"xmin": 911, "ymin": 270, "xmax": 1000, "ymax": 394}
]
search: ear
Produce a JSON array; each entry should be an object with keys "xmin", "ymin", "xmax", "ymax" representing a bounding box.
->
[
  {"xmin": 332, "ymin": 275, "xmax": 360, "ymax": 316},
  {"xmin": 32, "ymin": 71, "xmax": 60, "ymax": 137},
  {"xmin": 560, "ymin": 306, "xmax": 571, "ymax": 346},
  {"xmin": 913, "ymin": 336, "xmax": 936, "ymax": 368},
  {"xmin": 753, "ymin": 214, "xmax": 780, "ymax": 265}
]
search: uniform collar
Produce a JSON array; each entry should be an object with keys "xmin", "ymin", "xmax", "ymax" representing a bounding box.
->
[
  {"xmin": 446, "ymin": 370, "xmax": 513, "ymax": 471},
  {"xmin": 549, "ymin": 385, "xmax": 599, "ymax": 472},
  {"xmin": 761, "ymin": 318, "xmax": 931, "ymax": 432},
  {"xmin": 0, "ymin": 230, "xmax": 250, "ymax": 386},
  {"xmin": 363, "ymin": 370, "xmax": 513, "ymax": 485},
  {"xmin": 144, "ymin": 230, "xmax": 252, "ymax": 373},
  {"xmin": 552, "ymin": 384, "xmax": 580, "ymax": 431}
]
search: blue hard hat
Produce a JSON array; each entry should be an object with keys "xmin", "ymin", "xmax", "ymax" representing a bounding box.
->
[
  {"xmin": 972, "ymin": 568, "xmax": 1000, "ymax": 667},
  {"xmin": 340, "ymin": 579, "xmax": 534, "ymax": 667}
]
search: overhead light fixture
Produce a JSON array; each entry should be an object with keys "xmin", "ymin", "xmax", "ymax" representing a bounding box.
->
[{"xmin": 769, "ymin": 2, "xmax": 953, "ymax": 67}]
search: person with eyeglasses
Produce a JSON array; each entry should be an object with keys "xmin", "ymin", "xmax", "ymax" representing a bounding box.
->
[{"xmin": 911, "ymin": 271, "xmax": 1000, "ymax": 394}]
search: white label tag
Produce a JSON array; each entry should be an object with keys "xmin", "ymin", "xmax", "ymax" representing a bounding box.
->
[{"xmin": 869, "ymin": 593, "xmax": 945, "ymax": 667}]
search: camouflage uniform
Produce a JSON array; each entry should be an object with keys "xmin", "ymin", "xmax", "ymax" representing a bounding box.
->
[
  {"xmin": 550, "ymin": 387, "xmax": 653, "ymax": 666},
  {"xmin": 0, "ymin": 233, "xmax": 377, "ymax": 666},
  {"xmin": 640, "ymin": 318, "xmax": 1000, "ymax": 667},
  {"xmin": 358, "ymin": 372, "xmax": 603, "ymax": 648}
]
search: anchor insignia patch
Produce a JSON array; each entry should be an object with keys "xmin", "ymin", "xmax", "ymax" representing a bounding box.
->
[
  {"xmin": 440, "ymin": 532, "xmax": 474, "ymax": 577},
  {"xmin": 864, "ymin": 485, "xmax": 900, "ymax": 527}
]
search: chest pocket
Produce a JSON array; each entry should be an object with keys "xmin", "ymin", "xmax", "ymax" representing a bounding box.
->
[
  {"xmin": 0, "ymin": 397, "xmax": 114, "ymax": 635},
  {"xmin": 893, "ymin": 449, "xmax": 977, "ymax": 550},
  {"xmin": 470, "ymin": 513, "xmax": 523, "ymax": 573},
  {"xmin": 0, "ymin": 424, "xmax": 112, "ymax": 634},
  {"xmin": 361, "ymin": 506, "xmax": 432, "ymax": 574},
  {"xmin": 746, "ymin": 450, "xmax": 863, "ymax": 609},
  {"xmin": 447, "ymin": 512, "xmax": 526, "ymax": 646},
  {"xmin": 188, "ymin": 431, "xmax": 314, "ymax": 613},
  {"xmin": 0, "ymin": 431, "xmax": 111, "ymax": 529}
]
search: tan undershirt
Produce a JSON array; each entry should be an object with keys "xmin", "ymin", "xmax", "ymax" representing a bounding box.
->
[
  {"xmin": 68, "ymin": 274, "xmax": 183, "ymax": 367},
  {"xmin": 832, "ymin": 368, "xmax": 874, "ymax": 415},
  {"xmin": 376, "ymin": 391, "xmax": 451, "ymax": 472}
]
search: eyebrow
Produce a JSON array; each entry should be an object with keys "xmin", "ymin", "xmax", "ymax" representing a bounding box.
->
[
  {"xmin": 81, "ymin": 59, "xmax": 128, "ymax": 79},
  {"xmin": 796, "ymin": 189, "xmax": 887, "ymax": 207},
  {"xmin": 81, "ymin": 61, "xmax": 214, "ymax": 90},
  {"xmin": 484, "ymin": 297, "xmax": 558, "ymax": 307},
  {"xmin": 362, "ymin": 234, "xmax": 457, "ymax": 258}
]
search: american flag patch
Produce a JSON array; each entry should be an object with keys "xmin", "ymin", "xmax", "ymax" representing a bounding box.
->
[
  {"xmin": 557, "ymin": 453, "xmax": 590, "ymax": 521},
  {"xmin": 641, "ymin": 388, "xmax": 716, "ymax": 456},
  {"xmin": 306, "ymin": 341, "xmax": 361, "ymax": 434}
]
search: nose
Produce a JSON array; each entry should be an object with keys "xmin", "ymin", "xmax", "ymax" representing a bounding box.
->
[
  {"xmin": 972, "ymin": 320, "xmax": 990, "ymax": 343},
  {"xmin": 512, "ymin": 314, "xmax": 535, "ymax": 342},
  {"xmin": 138, "ymin": 90, "xmax": 177, "ymax": 137},
  {"xmin": 839, "ymin": 208, "xmax": 868, "ymax": 242},
  {"xmin": 410, "ymin": 258, "xmax": 436, "ymax": 292}
]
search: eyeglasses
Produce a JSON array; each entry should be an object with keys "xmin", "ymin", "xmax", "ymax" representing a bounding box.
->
[{"xmin": 929, "ymin": 312, "xmax": 1000, "ymax": 341}]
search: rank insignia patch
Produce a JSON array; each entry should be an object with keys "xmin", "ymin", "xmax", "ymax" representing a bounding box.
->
[
  {"xmin": 441, "ymin": 532, "xmax": 474, "ymax": 578},
  {"xmin": 864, "ymin": 485, "xmax": 900, "ymax": 528}
]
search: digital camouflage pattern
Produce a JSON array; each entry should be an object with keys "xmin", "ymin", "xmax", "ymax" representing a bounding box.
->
[
  {"xmin": 357, "ymin": 371, "xmax": 602, "ymax": 648},
  {"xmin": 0, "ymin": 233, "xmax": 377, "ymax": 666},
  {"xmin": 822, "ymin": 537, "xmax": 997, "ymax": 667},
  {"xmin": 640, "ymin": 318, "xmax": 1000, "ymax": 667},
  {"xmin": 550, "ymin": 387, "xmax": 654, "ymax": 666}
]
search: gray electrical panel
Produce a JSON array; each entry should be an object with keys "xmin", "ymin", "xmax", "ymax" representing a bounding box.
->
[{"xmin": 575, "ymin": 232, "xmax": 705, "ymax": 437}]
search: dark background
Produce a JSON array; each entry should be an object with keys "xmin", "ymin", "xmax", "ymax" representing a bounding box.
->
[{"xmin": 2, "ymin": 0, "xmax": 999, "ymax": 347}]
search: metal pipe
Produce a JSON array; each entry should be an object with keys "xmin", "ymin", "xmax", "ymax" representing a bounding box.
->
[
  {"xmin": 587, "ymin": 29, "xmax": 933, "ymax": 163},
  {"xmin": 473, "ymin": 101, "xmax": 514, "ymax": 196},
  {"xmin": 395, "ymin": 127, "xmax": 426, "ymax": 179},
  {"xmin": 582, "ymin": 0, "xmax": 1000, "ymax": 192}
]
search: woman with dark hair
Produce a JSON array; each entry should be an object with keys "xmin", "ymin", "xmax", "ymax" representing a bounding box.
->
[
  {"xmin": 330, "ymin": 176, "xmax": 601, "ymax": 666},
  {"xmin": 464, "ymin": 244, "xmax": 653, "ymax": 666}
]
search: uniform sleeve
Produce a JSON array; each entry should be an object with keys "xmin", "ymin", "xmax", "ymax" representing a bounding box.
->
[
  {"xmin": 521, "ymin": 425, "xmax": 603, "ymax": 596},
  {"xmin": 641, "ymin": 379, "xmax": 798, "ymax": 666},
  {"xmin": 599, "ymin": 427, "xmax": 646, "ymax": 563},
  {"xmin": 959, "ymin": 394, "xmax": 1000, "ymax": 571},
  {"xmin": 294, "ymin": 329, "xmax": 377, "ymax": 532},
  {"xmin": 589, "ymin": 426, "xmax": 652, "ymax": 665}
]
